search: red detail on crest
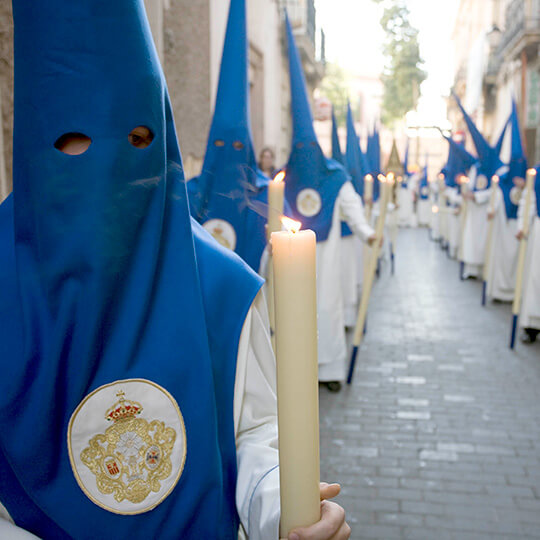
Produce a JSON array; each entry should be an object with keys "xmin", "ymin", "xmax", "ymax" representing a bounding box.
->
[{"xmin": 106, "ymin": 461, "xmax": 120, "ymax": 476}]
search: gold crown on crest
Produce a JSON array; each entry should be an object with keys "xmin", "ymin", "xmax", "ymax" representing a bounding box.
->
[{"xmin": 105, "ymin": 390, "xmax": 143, "ymax": 422}]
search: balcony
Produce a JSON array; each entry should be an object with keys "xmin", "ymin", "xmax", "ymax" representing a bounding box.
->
[
  {"xmin": 497, "ymin": 0, "xmax": 540, "ymax": 61},
  {"xmin": 280, "ymin": 0, "xmax": 324, "ymax": 85}
]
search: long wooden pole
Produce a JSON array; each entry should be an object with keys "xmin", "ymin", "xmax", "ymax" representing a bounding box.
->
[
  {"xmin": 347, "ymin": 175, "xmax": 392, "ymax": 385},
  {"xmin": 510, "ymin": 168, "xmax": 536, "ymax": 349},
  {"xmin": 458, "ymin": 176, "xmax": 470, "ymax": 280},
  {"xmin": 482, "ymin": 176, "xmax": 499, "ymax": 306}
]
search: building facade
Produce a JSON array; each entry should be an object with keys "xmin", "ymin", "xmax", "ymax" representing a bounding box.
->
[{"xmin": 451, "ymin": 0, "xmax": 540, "ymax": 165}]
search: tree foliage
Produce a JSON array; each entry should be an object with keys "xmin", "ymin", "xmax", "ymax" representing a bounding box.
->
[
  {"xmin": 319, "ymin": 62, "xmax": 354, "ymax": 126},
  {"xmin": 373, "ymin": 0, "xmax": 427, "ymax": 126}
]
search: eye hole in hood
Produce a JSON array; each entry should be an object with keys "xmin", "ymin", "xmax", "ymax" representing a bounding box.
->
[
  {"xmin": 128, "ymin": 126, "xmax": 154, "ymax": 149},
  {"xmin": 54, "ymin": 133, "xmax": 92, "ymax": 155}
]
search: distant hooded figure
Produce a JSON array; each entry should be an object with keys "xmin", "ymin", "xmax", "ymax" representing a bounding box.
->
[
  {"xmin": 283, "ymin": 14, "xmax": 374, "ymax": 392},
  {"xmin": 485, "ymin": 101, "xmax": 524, "ymax": 303},
  {"xmin": 454, "ymin": 93, "xmax": 508, "ymax": 278},
  {"xmin": 340, "ymin": 103, "xmax": 370, "ymax": 328},
  {"xmin": 441, "ymin": 132, "xmax": 477, "ymax": 258},
  {"xmin": 0, "ymin": 0, "xmax": 289, "ymax": 537},
  {"xmin": 187, "ymin": 0, "xmax": 271, "ymax": 273},
  {"xmin": 417, "ymin": 161, "xmax": 431, "ymax": 227}
]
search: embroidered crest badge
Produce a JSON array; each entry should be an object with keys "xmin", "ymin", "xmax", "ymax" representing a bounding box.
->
[
  {"xmin": 203, "ymin": 219, "xmax": 237, "ymax": 250},
  {"xmin": 510, "ymin": 186, "xmax": 523, "ymax": 206},
  {"xmin": 296, "ymin": 188, "xmax": 322, "ymax": 217},
  {"xmin": 68, "ymin": 379, "xmax": 186, "ymax": 514}
]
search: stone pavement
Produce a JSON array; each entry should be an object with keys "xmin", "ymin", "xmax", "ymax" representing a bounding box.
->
[{"xmin": 319, "ymin": 228, "xmax": 540, "ymax": 540}]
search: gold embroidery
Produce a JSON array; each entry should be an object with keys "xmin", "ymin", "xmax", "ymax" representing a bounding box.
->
[
  {"xmin": 68, "ymin": 379, "xmax": 186, "ymax": 515},
  {"xmin": 210, "ymin": 225, "xmax": 232, "ymax": 249},
  {"xmin": 80, "ymin": 391, "xmax": 176, "ymax": 505}
]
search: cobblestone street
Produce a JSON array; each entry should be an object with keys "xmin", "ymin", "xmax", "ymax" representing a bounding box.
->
[{"xmin": 320, "ymin": 228, "xmax": 540, "ymax": 539}]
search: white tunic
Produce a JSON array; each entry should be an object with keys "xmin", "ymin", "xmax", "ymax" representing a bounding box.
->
[
  {"xmin": 461, "ymin": 184, "xmax": 490, "ymax": 278},
  {"xmin": 446, "ymin": 187, "xmax": 461, "ymax": 259},
  {"xmin": 1, "ymin": 291, "xmax": 281, "ymax": 540},
  {"xmin": 398, "ymin": 184, "xmax": 414, "ymax": 227},
  {"xmin": 518, "ymin": 191, "xmax": 540, "ymax": 331},
  {"xmin": 340, "ymin": 195, "xmax": 373, "ymax": 328},
  {"xmin": 486, "ymin": 188, "xmax": 519, "ymax": 302},
  {"xmin": 318, "ymin": 182, "xmax": 374, "ymax": 382}
]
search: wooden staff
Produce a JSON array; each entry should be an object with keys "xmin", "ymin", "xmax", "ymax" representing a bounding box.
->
[
  {"xmin": 458, "ymin": 176, "xmax": 470, "ymax": 280},
  {"xmin": 362, "ymin": 174, "xmax": 374, "ymax": 289},
  {"xmin": 347, "ymin": 174, "xmax": 392, "ymax": 385},
  {"xmin": 482, "ymin": 175, "xmax": 499, "ymax": 306},
  {"xmin": 389, "ymin": 179, "xmax": 398, "ymax": 275},
  {"xmin": 510, "ymin": 168, "xmax": 536, "ymax": 349}
]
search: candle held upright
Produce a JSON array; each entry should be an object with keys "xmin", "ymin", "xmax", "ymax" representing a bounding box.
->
[{"xmin": 271, "ymin": 218, "xmax": 320, "ymax": 537}]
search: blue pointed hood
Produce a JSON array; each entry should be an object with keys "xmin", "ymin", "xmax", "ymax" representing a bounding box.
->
[
  {"xmin": 534, "ymin": 164, "xmax": 540, "ymax": 217},
  {"xmin": 331, "ymin": 108, "xmax": 344, "ymax": 164},
  {"xmin": 345, "ymin": 103, "xmax": 364, "ymax": 195},
  {"xmin": 453, "ymin": 92, "xmax": 503, "ymax": 181},
  {"xmin": 188, "ymin": 0, "xmax": 270, "ymax": 271},
  {"xmin": 366, "ymin": 126, "xmax": 381, "ymax": 200},
  {"xmin": 442, "ymin": 134, "xmax": 477, "ymax": 188},
  {"xmin": 283, "ymin": 12, "xmax": 348, "ymax": 241},
  {"xmin": 0, "ymin": 0, "xmax": 261, "ymax": 536},
  {"xmin": 403, "ymin": 139, "xmax": 410, "ymax": 177},
  {"xmin": 500, "ymin": 100, "xmax": 528, "ymax": 218},
  {"xmin": 418, "ymin": 155, "xmax": 429, "ymax": 199}
]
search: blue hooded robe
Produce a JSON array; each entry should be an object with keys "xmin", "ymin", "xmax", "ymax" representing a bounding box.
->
[
  {"xmin": 500, "ymin": 100, "xmax": 527, "ymax": 219},
  {"xmin": 0, "ymin": 1, "xmax": 262, "ymax": 538},
  {"xmin": 282, "ymin": 13, "xmax": 348, "ymax": 242},
  {"xmin": 188, "ymin": 0, "xmax": 270, "ymax": 272}
]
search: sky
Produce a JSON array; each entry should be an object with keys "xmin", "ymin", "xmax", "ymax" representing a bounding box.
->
[{"xmin": 315, "ymin": 0, "xmax": 460, "ymax": 128}]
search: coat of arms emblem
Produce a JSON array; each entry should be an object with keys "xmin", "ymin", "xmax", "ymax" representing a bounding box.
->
[
  {"xmin": 68, "ymin": 379, "xmax": 186, "ymax": 514},
  {"xmin": 203, "ymin": 219, "xmax": 237, "ymax": 250},
  {"xmin": 296, "ymin": 188, "xmax": 322, "ymax": 217}
]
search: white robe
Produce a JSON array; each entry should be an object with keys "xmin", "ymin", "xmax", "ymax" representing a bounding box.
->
[
  {"xmin": 1, "ymin": 291, "xmax": 281, "ymax": 540},
  {"xmin": 398, "ymin": 184, "xmax": 414, "ymax": 227},
  {"xmin": 319, "ymin": 182, "xmax": 374, "ymax": 382},
  {"xmin": 417, "ymin": 197, "xmax": 431, "ymax": 226},
  {"xmin": 461, "ymin": 182, "xmax": 490, "ymax": 278},
  {"xmin": 518, "ymin": 191, "xmax": 540, "ymax": 331},
  {"xmin": 486, "ymin": 188, "xmax": 519, "ymax": 302},
  {"xmin": 446, "ymin": 187, "xmax": 461, "ymax": 259}
]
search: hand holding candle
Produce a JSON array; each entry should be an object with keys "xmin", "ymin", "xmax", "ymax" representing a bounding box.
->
[{"xmin": 271, "ymin": 217, "xmax": 320, "ymax": 538}]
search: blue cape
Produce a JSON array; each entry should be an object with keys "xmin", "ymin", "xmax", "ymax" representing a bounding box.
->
[
  {"xmin": 283, "ymin": 13, "xmax": 347, "ymax": 242},
  {"xmin": 0, "ymin": 1, "xmax": 262, "ymax": 538},
  {"xmin": 402, "ymin": 139, "xmax": 410, "ymax": 187},
  {"xmin": 187, "ymin": 0, "xmax": 270, "ymax": 271}
]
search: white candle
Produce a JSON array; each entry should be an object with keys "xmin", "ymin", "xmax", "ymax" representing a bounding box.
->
[
  {"xmin": 458, "ymin": 175, "xmax": 470, "ymax": 262},
  {"xmin": 364, "ymin": 174, "xmax": 374, "ymax": 221},
  {"xmin": 267, "ymin": 171, "xmax": 286, "ymax": 351},
  {"xmin": 271, "ymin": 218, "xmax": 320, "ymax": 538},
  {"xmin": 268, "ymin": 171, "xmax": 285, "ymax": 239}
]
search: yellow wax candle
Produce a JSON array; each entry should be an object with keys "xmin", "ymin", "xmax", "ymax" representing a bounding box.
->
[
  {"xmin": 268, "ymin": 171, "xmax": 286, "ymax": 239},
  {"xmin": 271, "ymin": 218, "xmax": 320, "ymax": 538}
]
